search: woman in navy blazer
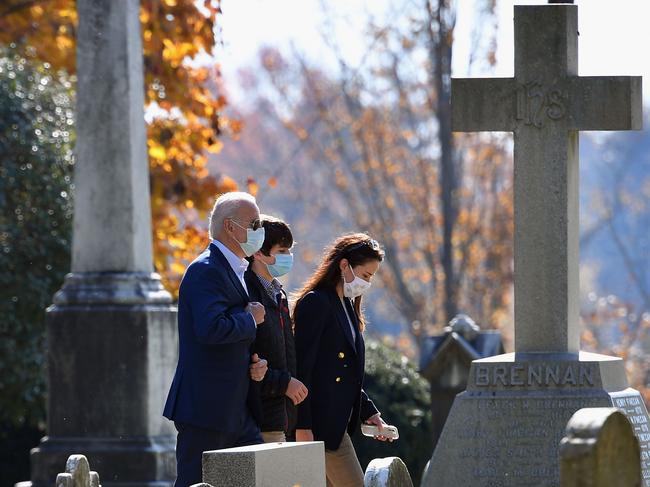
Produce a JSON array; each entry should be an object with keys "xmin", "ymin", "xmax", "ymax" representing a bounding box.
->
[{"xmin": 293, "ymin": 233, "xmax": 390, "ymax": 487}]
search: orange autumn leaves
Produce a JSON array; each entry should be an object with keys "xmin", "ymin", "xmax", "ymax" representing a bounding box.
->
[{"xmin": 0, "ymin": 0, "xmax": 236, "ymax": 295}]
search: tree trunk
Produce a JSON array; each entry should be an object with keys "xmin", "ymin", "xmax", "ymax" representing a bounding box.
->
[{"xmin": 428, "ymin": 0, "xmax": 457, "ymax": 322}]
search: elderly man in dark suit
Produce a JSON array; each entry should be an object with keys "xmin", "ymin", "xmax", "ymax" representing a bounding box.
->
[{"xmin": 163, "ymin": 191, "xmax": 269, "ymax": 487}]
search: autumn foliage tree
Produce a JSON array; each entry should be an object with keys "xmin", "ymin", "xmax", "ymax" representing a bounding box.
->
[
  {"xmin": 0, "ymin": 0, "xmax": 236, "ymax": 294},
  {"xmin": 241, "ymin": 0, "xmax": 512, "ymax": 344}
]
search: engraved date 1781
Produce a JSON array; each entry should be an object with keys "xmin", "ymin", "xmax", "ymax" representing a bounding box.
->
[{"xmin": 516, "ymin": 81, "xmax": 566, "ymax": 128}]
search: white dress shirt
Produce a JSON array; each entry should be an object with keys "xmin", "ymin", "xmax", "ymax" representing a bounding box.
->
[{"xmin": 213, "ymin": 239, "xmax": 249, "ymax": 295}]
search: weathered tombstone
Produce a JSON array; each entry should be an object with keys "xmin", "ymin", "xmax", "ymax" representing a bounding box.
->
[
  {"xmin": 23, "ymin": 1, "xmax": 178, "ymax": 486},
  {"xmin": 423, "ymin": 4, "xmax": 647, "ymax": 486},
  {"xmin": 202, "ymin": 442, "xmax": 326, "ymax": 487},
  {"xmin": 419, "ymin": 314, "xmax": 503, "ymax": 449},
  {"xmin": 364, "ymin": 457, "xmax": 414, "ymax": 487},
  {"xmin": 559, "ymin": 408, "xmax": 641, "ymax": 487},
  {"xmin": 53, "ymin": 455, "xmax": 101, "ymax": 487}
]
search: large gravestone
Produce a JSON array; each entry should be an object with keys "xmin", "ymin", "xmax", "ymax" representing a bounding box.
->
[
  {"xmin": 23, "ymin": 1, "xmax": 177, "ymax": 486},
  {"xmin": 423, "ymin": 5, "xmax": 646, "ymax": 487}
]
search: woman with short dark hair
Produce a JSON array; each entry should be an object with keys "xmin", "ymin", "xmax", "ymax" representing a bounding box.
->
[{"xmin": 293, "ymin": 233, "xmax": 390, "ymax": 487}]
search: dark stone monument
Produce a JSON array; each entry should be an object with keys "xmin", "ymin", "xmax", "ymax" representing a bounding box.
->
[
  {"xmin": 419, "ymin": 314, "xmax": 503, "ymax": 449},
  {"xmin": 422, "ymin": 5, "xmax": 648, "ymax": 486},
  {"xmin": 21, "ymin": 1, "xmax": 178, "ymax": 486}
]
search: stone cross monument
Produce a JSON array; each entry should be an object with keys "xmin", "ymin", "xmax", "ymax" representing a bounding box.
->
[
  {"xmin": 25, "ymin": 1, "xmax": 178, "ymax": 486},
  {"xmin": 423, "ymin": 5, "xmax": 648, "ymax": 486},
  {"xmin": 453, "ymin": 6, "xmax": 641, "ymax": 354}
]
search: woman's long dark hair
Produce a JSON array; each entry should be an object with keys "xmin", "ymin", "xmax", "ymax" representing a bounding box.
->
[{"xmin": 293, "ymin": 233, "xmax": 384, "ymax": 331}]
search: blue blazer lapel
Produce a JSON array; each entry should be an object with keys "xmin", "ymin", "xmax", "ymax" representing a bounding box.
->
[
  {"xmin": 330, "ymin": 291, "xmax": 357, "ymax": 353},
  {"xmin": 210, "ymin": 243, "xmax": 249, "ymax": 302}
]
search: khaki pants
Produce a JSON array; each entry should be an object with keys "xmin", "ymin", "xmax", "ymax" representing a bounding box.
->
[
  {"xmin": 324, "ymin": 432, "xmax": 364, "ymax": 487},
  {"xmin": 261, "ymin": 430, "xmax": 286, "ymax": 443}
]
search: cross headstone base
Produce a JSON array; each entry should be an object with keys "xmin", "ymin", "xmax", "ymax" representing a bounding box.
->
[{"xmin": 421, "ymin": 352, "xmax": 650, "ymax": 487}]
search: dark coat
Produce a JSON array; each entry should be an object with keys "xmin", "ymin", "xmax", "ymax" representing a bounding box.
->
[
  {"xmin": 294, "ymin": 288, "xmax": 378, "ymax": 450},
  {"xmin": 244, "ymin": 269, "xmax": 297, "ymax": 433},
  {"xmin": 163, "ymin": 243, "xmax": 260, "ymax": 432}
]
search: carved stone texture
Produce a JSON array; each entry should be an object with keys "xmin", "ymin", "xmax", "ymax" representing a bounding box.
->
[
  {"xmin": 202, "ymin": 442, "xmax": 326, "ymax": 487},
  {"xmin": 53, "ymin": 272, "xmax": 171, "ymax": 306},
  {"xmin": 55, "ymin": 474, "xmax": 73, "ymax": 487},
  {"xmin": 364, "ymin": 457, "xmax": 414, "ymax": 487},
  {"xmin": 425, "ymin": 3, "xmax": 646, "ymax": 487},
  {"xmin": 559, "ymin": 408, "xmax": 641, "ymax": 487},
  {"xmin": 71, "ymin": 0, "xmax": 154, "ymax": 274},
  {"xmin": 443, "ymin": 313, "xmax": 481, "ymax": 341},
  {"xmin": 22, "ymin": 1, "xmax": 177, "ymax": 487},
  {"xmin": 67, "ymin": 456, "xmax": 90, "ymax": 487},
  {"xmin": 452, "ymin": 4, "xmax": 642, "ymax": 353},
  {"xmin": 54, "ymin": 455, "xmax": 102, "ymax": 487}
]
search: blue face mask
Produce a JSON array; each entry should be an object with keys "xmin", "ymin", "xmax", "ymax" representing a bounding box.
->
[
  {"xmin": 231, "ymin": 219, "xmax": 266, "ymax": 257},
  {"xmin": 268, "ymin": 253, "xmax": 293, "ymax": 277},
  {"xmin": 240, "ymin": 227, "xmax": 265, "ymax": 257}
]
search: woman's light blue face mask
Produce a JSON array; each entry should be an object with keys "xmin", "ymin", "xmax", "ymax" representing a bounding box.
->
[{"xmin": 268, "ymin": 253, "xmax": 294, "ymax": 277}]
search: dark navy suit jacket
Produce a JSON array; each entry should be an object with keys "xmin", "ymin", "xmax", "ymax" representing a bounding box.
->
[
  {"xmin": 163, "ymin": 242, "xmax": 259, "ymax": 432},
  {"xmin": 294, "ymin": 288, "xmax": 378, "ymax": 450}
]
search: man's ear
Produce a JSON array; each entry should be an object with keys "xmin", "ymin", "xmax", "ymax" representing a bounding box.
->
[{"xmin": 254, "ymin": 249, "xmax": 265, "ymax": 260}]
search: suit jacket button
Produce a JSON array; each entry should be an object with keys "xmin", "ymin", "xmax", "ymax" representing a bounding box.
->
[
  {"xmin": 338, "ymin": 352, "xmax": 345, "ymax": 359},
  {"xmin": 335, "ymin": 377, "xmax": 341, "ymax": 383}
]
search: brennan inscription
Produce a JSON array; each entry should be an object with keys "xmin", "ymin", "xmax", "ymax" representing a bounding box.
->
[{"xmin": 475, "ymin": 363, "xmax": 594, "ymax": 388}]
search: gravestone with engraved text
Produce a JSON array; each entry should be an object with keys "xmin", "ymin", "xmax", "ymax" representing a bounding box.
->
[
  {"xmin": 559, "ymin": 408, "xmax": 641, "ymax": 487},
  {"xmin": 422, "ymin": 5, "xmax": 647, "ymax": 487}
]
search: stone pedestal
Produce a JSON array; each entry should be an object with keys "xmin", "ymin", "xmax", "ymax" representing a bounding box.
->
[
  {"xmin": 27, "ymin": 274, "xmax": 178, "ymax": 487},
  {"xmin": 423, "ymin": 352, "xmax": 650, "ymax": 487},
  {"xmin": 202, "ymin": 442, "xmax": 326, "ymax": 487}
]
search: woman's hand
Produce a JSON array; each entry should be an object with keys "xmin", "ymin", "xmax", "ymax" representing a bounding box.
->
[
  {"xmin": 295, "ymin": 429, "xmax": 314, "ymax": 442},
  {"xmin": 365, "ymin": 413, "xmax": 392, "ymax": 442}
]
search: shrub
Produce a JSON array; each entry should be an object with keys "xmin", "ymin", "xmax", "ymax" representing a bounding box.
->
[{"xmin": 353, "ymin": 338, "xmax": 433, "ymax": 483}]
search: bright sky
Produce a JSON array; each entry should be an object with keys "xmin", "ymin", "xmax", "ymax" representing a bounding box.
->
[{"xmin": 216, "ymin": 0, "xmax": 650, "ymax": 105}]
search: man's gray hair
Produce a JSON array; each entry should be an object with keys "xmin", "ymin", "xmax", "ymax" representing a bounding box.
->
[{"xmin": 208, "ymin": 191, "xmax": 258, "ymax": 240}]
